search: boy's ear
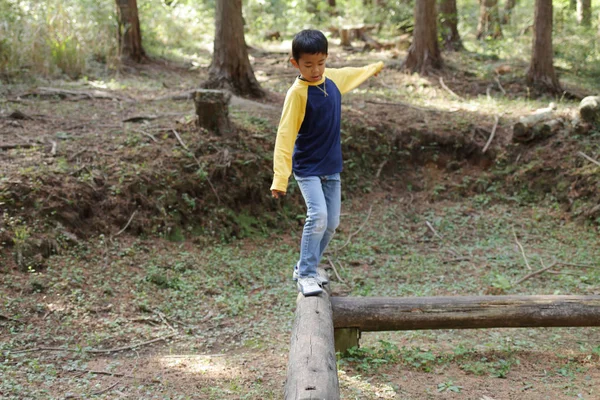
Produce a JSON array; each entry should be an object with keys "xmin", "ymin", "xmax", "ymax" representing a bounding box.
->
[{"xmin": 290, "ymin": 57, "xmax": 299, "ymax": 69}]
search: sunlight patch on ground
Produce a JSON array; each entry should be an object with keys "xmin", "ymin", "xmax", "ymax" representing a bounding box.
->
[
  {"xmin": 157, "ymin": 354, "xmax": 233, "ymax": 376},
  {"xmin": 339, "ymin": 369, "xmax": 398, "ymax": 399}
]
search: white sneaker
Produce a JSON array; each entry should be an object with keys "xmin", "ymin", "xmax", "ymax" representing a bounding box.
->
[
  {"xmin": 296, "ymin": 276, "xmax": 323, "ymax": 296},
  {"xmin": 293, "ymin": 267, "xmax": 329, "ymax": 285}
]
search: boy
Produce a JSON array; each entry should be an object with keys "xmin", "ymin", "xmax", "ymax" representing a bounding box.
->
[{"xmin": 271, "ymin": 29, "xmax": 383, "ymax": 296}]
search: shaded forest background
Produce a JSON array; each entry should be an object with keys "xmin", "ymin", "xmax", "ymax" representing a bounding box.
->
[{"xmin": 1, "ymin": 0, "xmax": 600, "ymax": 86}]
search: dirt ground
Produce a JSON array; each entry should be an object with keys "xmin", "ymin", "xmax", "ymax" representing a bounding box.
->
[{"xmin": 1, "ymin": 45, "xmax": 599, "ymax": 399}]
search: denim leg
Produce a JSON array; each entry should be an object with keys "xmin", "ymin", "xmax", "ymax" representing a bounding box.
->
[
  {"xmin": 295, "ymin": 174, "xmax": 328, "ymax": 278},
  {"xmin": 318, "ymin": 174, "xmax": 341, "ymax": 262}
]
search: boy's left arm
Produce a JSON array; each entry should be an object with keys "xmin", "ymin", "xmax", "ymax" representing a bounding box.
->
[{"xmin": 326, "ymin": 61, "xmax": 384, "ymax": 95}]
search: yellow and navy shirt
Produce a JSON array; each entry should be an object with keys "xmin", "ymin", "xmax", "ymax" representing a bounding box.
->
[{"xmin": 270, "ymin": 62, "xmax": 384, "ymax": 193}]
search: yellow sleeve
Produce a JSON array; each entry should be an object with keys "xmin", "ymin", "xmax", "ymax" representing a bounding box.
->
[
  {"xmin": 271, "ymin": 87, "xmax": 307, "ymax": 193},
  {"xmin": 325, "ymin": 61, "xmax": 384, "ymax": 94}
]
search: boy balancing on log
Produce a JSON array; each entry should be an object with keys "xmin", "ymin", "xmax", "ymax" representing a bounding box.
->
[{"xmin": 270, "ymin": 29, "xmax": 383, "ymax": 296}]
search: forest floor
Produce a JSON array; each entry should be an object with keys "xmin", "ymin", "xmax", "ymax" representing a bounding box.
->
[{"xmin": 1, "ymin": 41, "xmax": 600, "ymax": 399}]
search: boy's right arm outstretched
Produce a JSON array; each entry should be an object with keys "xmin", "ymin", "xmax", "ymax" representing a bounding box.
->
[{"xmin": 271, "ymin": 89, "xmax": 306, "ymax": 198}]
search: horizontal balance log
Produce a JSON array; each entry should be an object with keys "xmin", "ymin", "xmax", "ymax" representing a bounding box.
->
[
  {"xmin": 285, "ymin": 269, "xmax": 340, "ymax": 400},
  {"xmin": 331, "ymin": 295, "xmax": 600, "ymax": 331}
]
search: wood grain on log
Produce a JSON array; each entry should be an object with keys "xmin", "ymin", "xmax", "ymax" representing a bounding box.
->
[
  {"xmin": 332, "ymin": 295, "xmax": 600, "ymax": 331},
  {"xmin": 285, "ymin": 269, "xmax": 339, "ymax": 400}
]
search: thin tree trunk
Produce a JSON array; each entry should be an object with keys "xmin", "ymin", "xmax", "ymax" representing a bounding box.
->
[
  {"xmin": 115, "ymin": 0, "xmax": 145, "ymax": 62},
  {"xmin": 477, "ymin": 0, "xmax": 503, "ymax": 39},
  {"xmin": 577, "ymin": 0, "xmax": 592, "ymax": 26},
  {"xmin": 404, "ymin": 0, "xmax": 442, "ymax": 74},
  {"xmin": 527, "ymin": 0, "xmax": 561, "ymax": 93},
  {"xmin": 204, "ymin": 0, "xmax": 264, "ymax": 98},
  {"xmin": 439, "ymin": 0, "xmax": 463, "ymax": 51},
  {"xmin": 502, "ymin": 0, "xmax": 518, "ymax": 24}
]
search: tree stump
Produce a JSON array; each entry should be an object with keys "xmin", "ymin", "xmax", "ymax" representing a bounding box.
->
[
  {"xmin": 194, "ymin": 89, "xmax": 234, "ymax": 136},
  {"xmin": 579, "ymin": 96, "xmax": 600, "ymax": 124}
]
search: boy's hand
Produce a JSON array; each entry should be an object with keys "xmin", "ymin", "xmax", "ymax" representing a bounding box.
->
[{"xmin": 271, "ymin": 190, "xmax": 286, "ymax": 199}]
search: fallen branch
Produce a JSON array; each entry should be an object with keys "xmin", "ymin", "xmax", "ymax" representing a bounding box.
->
[
  {"xmin": 114, "ymin": 210, "xmax": 137, "ymax": 237},
  {"xmin": 514, "ymin": 258, "xmax": 557, "ymax": 286},
  {"xmin": 327, "ymin": 257, "xmax": 348, "ymax": 286},
  {"xmin": 0, "ymin": 314, "xmax": 23, "ymax": 323},
  {"xmin": 68, "ymin": 369, "xmax": 134, "ymax": 378},
  {"xmin": 19, "ymin": 87, "xmax": 128, "ymax": 101},
  {"xmin": 375, "ymin": 160, "xmax": 387, "ymax": 179},
  {"xmin": 364, "ymin": 99, "xmax": 434, "ymax": 113},
  {"xmin": 513, "ymin": 228, "xmax": 532, "ymax": 271},
  {"xmin": 425, "ymin": 221, "xmax": 460, "ymax": 257},
  {"xmin": 153, "ymin": 310, "xmax": 176, "ymax": 332},
  {"xmin": 494, "ymin": 77, "xmax": 506, "ymax": 95},
  {"xmin": 439, "ymin": 77, "xmax": 465, "ymax": 101},
  {"xmin": 49, "ymin": 140, "xmax": 58, "ymax": 156},
  {"xmin": 335, "ymin": 205, "xmax": 373, "ymax": 252},
  {"xmin": 170, "ymin": 130, "xmax": 221, "ymax": 205},
  {"xmin": 133, "ymin": 129, "xmax": 158, "ymax": 143},
  {"xmin": 556, "ymin": 260, "xmax": 600, "ymax": 269},
  {"xmin": 8, "ymin": 333, "xmax": 178, "ymax": 355},
  {"xmin": 171, "ymin": 129, "xmax": 190, "ymax": 151},
  {"xmin": 577, "ymin": 151, "xmax": 600, "ymax": 167},
  {"xmin": 482, "ymin": 115, "xmax": 500, "ymax": 153},
  {"xmin": 0, "ymin": 143, "xmax": 35, "ymax": 150},
  {"xmin": 92, "ymin": 381, "xmax": 121, "ymax": 396},
  {"xmin": 123, "ymin": 113, "xmax": 187, "ymax": 123}
]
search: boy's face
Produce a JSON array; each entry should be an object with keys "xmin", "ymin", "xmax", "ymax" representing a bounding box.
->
[{"xmin": 291, "ymin": 52, "xmax": 328, "ymax": 83}]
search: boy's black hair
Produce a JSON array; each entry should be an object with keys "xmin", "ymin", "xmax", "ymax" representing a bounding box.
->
[{"xmin": 292, "ymin": 29, "xmax": 328, "ymax": 61}]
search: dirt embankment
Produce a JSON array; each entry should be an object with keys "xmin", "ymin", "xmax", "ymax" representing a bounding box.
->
[{"xmin": 1, "ymin": 71, "xmax": 598, "ymax": 272}]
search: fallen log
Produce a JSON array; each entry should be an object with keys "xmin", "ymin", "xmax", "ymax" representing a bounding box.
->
[
  {"xmin": 512, "ymin": 103, "xmax": 562, "ymax": 142},
  {"xmin": 285, "ymin": 269, "xmax": 339, "ymax": 400},
  {"xmin": 332, "ymin": 295, "xmax": 600, "ymax": 332},
  {"xmin": 579, "ymin": 96, "xmax": 600, "ymax": 124},
  {"xmin": 18, "ymin": 87, "xmax": 128, "ymax": 101}
]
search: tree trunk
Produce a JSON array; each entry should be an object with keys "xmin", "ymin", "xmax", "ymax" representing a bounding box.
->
[
  {"xmin": 439, "ymin": 0, "xmax": 463, "ymax": 51},
  {"xmin": 527, "ymin": 0, "xmax": 561, "ymax": 93},
  {"xmin": 477, "ymin": 0, "xmax": 503, "ymax": 40},
  {"xmin": 115, "ymin": 0, "xmax": 145, "ymax": 62},
  {"xmin": 404, "ymin": 0, "xmax": 442, "ymax": 74},
  {"xmin": 502, "ymin": 0, "xmax": 518, "ymax": 24},
  {"xmin": 204, "ymin": 0, "xmax": 264, "ymax": 98},
  {"xmin": 577, "ymin": 0, "xmax": 592, "ymax": 26}
]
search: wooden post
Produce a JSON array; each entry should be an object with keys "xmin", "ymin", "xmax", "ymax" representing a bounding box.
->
[
  {"xmin": 285, "ymin": 270, "xmax": 339, "ymax": 400},
  {"xmin": 331, "ymin": 295, "xmax": 600, "ymax": 331},
  {"xmin": 194, "ymin": 89, "xmax": 234, "ymax": 136},
  {"xmin": 334, "ymin": 328, "xmax": 360, "ymax": 354}
]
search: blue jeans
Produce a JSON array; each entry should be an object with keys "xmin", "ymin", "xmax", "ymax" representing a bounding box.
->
[{"xmin": 294, "ymin": 173, "xmax": 341, "ymax": 278}]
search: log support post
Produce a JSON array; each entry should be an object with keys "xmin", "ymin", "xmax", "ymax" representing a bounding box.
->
[
  {"xmin": 334, "ymin": 327, "xmax": 360, "ymax": 354},
  {"xmin": 194, "ymin": 89, "xmax": 234, "ymax": 136}
]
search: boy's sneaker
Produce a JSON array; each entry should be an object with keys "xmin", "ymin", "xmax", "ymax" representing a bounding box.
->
[
  {"xmin": 293, "ymin": 267, "xmax": 329, "ymax": 285},
  {"xmin": 296, "ymin": 276, "xmax": 323, "ymax": 296}
]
